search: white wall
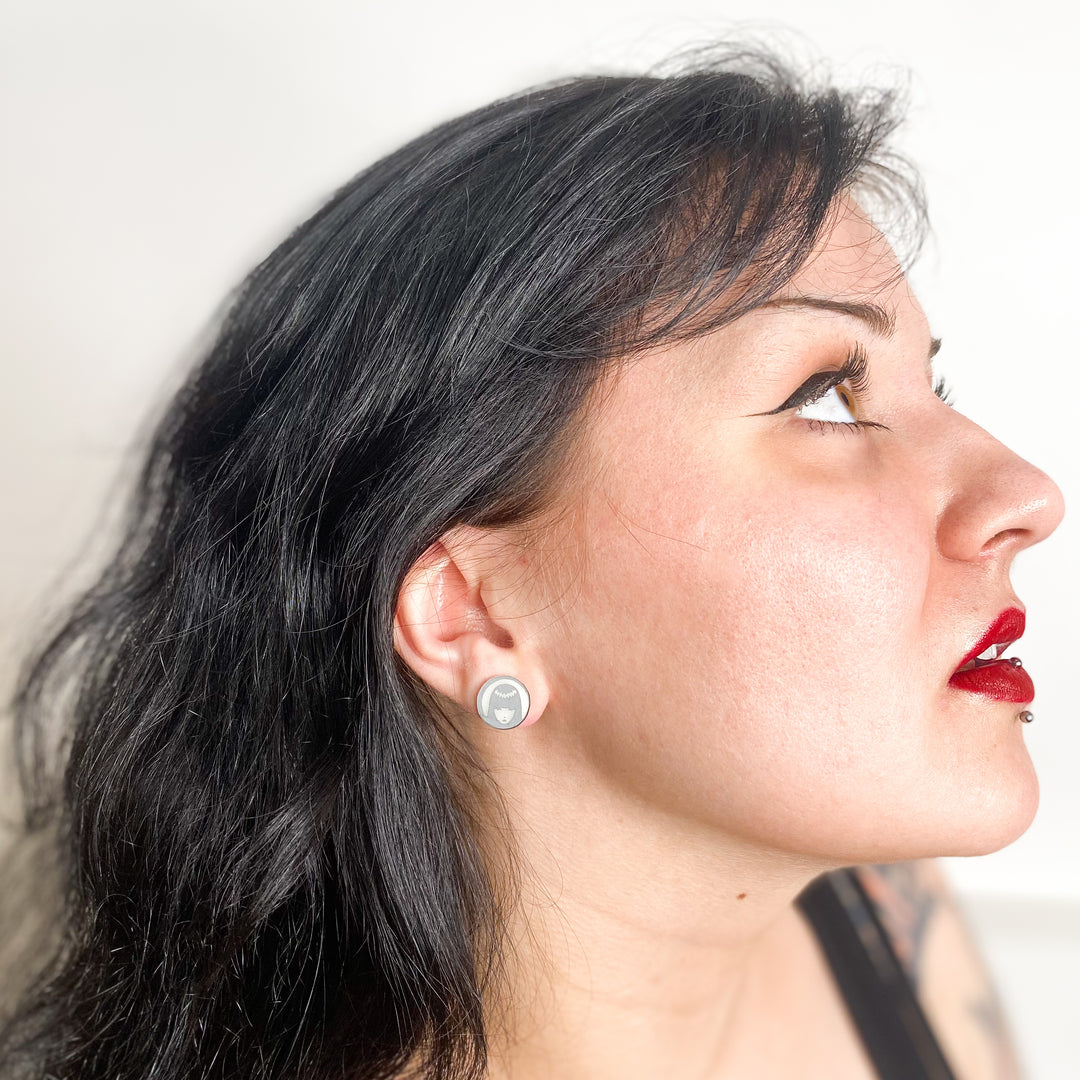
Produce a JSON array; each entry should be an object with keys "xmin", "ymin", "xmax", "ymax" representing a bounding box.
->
[{"xmin": 2, "ymin": 1, "xmax": 1077, "ymax": 1070}]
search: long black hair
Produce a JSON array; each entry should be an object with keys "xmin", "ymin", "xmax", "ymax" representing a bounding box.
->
[{"xmin": 0, "ymin": 43, "xmax": 925, "ymax": 1080}]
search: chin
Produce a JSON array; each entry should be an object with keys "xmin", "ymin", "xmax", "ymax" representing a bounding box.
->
[
  {"xmin": 937, "ymin": 759, "xmax": 1041, "ymax": 858},
  {"xmin": 802, "ymin": 757, "xmax": 1040, "ymax": 865}
]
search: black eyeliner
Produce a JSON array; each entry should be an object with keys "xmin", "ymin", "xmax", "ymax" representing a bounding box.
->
[{"xmin": 762, "ymin": 343, "xmax": 870, "ymax": 416}]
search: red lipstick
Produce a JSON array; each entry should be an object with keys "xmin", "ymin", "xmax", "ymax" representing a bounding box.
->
[{"xmin": 948, "ymin": 607, "xmax": 1034, "ymax": 704}]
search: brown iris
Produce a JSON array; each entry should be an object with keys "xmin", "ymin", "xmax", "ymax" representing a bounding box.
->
[{"xmin": 835, "ymin": 383, "xmax": 857, "ymax": 418}]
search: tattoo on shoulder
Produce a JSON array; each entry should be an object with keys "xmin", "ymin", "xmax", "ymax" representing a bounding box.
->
[
  {"xmin": 852, "ymin": 861, "xmax": 1027, "ymax": 1080},
  {"xmin": 970, "ymin": 988, "xmax": 1026, "ymax": 1080},
  {"xmin": 854, "ymin": 861, "xmax": 940, "ymax": 987}
]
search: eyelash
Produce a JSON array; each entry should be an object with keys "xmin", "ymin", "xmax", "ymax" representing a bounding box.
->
[
  {"xmin": 932, "ymin": 374, "xmax": 955, "ymax": 408},
  {"xmin": 789, "ymin": 344, "xmax": 955, "ymax": 433}
]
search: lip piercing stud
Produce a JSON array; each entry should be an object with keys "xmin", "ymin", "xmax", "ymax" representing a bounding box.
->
[
  {"xmin": 1009, "ymin": 657, "xmax": 1024, "ymax": 667},
  {"xmin": 1019, "ymin": 711, "xmax": 1034, "ymax": 723}
]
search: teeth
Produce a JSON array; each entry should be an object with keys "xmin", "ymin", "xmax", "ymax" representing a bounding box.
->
[{"xmin": 956, "ymin": 641, "xmax": 1012, "ymax": 672}]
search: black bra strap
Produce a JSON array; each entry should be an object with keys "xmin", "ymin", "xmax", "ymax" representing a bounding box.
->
[{"xmin": 795, "ymin": 868, "xmax": 959, "ymax": 1080}]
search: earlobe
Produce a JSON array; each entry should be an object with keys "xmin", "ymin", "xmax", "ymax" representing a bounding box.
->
[{"xmin": 392, "ymin": 532, "xmax": 549, "ymax": 728}]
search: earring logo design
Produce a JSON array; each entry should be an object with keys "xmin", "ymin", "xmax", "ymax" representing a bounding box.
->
[{"xmin": 476, "ymin": 675, "xmax": 530, "ymax": 729}]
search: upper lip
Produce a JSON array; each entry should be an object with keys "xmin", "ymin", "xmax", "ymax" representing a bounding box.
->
[{"xmin": 953, "ymin": 607, "xmax": 1026, "ymax": 674}]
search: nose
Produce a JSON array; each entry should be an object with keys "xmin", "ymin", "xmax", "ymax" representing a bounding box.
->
[{"xmin": 935, "ymin": 412, "xmax": 1066, "ymax": 563}]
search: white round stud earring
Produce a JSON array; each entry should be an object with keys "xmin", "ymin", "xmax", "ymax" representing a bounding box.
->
[{"xmin": 476, "ymin": 675, "xmax": 530, "ymax": 730}]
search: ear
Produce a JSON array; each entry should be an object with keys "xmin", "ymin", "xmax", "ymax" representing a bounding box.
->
[{"xmin": 392, "ymin": 525, "xmax": 549, "ymax": 728}]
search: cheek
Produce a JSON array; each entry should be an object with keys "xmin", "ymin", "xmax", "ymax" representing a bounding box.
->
[
  {"xmin": 565, "ymin": 465, "xmax": 932, "ymax": 845},
  {"xmin": 713, "ymin": 492, "xmax": 929, "ymax": 722},
  {"xmin": 709, "ymin": 496, "xmax": 928, "ymax": 779}
]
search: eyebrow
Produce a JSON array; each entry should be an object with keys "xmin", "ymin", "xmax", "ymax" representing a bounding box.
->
[
  {"xmin": 757, "ymin": 295, "xmax": 943, "ymax": 374},
  {"xmin": 757, "ymin": 296, "xmax": 897, "ymax": 337}
]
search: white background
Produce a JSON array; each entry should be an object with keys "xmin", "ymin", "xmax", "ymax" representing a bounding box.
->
[{"xmin": 2, "ymin": 1, "xmax": 1077, "ymax": 1076}]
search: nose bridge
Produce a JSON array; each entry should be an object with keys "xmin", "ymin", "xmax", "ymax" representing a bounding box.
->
[{"xmin": 933, "ymin": 408, "xmax": 1065, "ymax": 562}]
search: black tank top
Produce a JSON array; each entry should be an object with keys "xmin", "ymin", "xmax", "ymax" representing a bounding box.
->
[{"xmin": 795, "ymin": 867, "xmax": 960, "ymax": 1080}]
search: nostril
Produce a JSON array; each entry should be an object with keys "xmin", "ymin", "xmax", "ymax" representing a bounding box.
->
[{"xmin": 977, "ymin": 526, "xmax": 1031, "ymax": 557}]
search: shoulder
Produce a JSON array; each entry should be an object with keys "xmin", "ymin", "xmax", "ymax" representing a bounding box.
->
[{"xmin": 850, "ymin": 859, "xmax": 1027, "ymax": 1080}]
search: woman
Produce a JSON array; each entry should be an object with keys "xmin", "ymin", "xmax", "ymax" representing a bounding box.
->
[{"xmin": 0, "ymin": 44, "xmax": 1063, "ymax": 1080}]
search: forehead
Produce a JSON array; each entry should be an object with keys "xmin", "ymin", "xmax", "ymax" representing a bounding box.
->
[
  {"xmin": 784, "ymin": 197, "xmax": 907, "ymax": 301},
  {"xmin": 572, "ymin": 199, "xmax": 927, "ymax": 454}
]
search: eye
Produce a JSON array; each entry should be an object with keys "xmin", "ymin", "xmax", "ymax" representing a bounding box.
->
[
  {"xmin": 795, "ymin": 382, "xmax": 859, "ymax": 425},
  {"xmin": 785, "ymin": 343, "xmax": 889, "ymax": 433},
  {"xmin": 755, "ymin": 343, "xmax": 889, "ymax": 433}
]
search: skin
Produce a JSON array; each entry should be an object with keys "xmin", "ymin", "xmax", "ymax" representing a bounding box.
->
[{"xmin": 393, "ymin": 196, "xmax": 1064, "ymax": 1079}]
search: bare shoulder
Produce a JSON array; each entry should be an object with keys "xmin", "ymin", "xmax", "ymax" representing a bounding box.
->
[{"xmin": 851, "ymin": 859, "xmax": 1027, "ymax": 1080}]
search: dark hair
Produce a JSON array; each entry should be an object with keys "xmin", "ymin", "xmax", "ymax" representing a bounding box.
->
[{"xmin": 1, "ymin": 43, "xmax": 924, "ymax": 1080}]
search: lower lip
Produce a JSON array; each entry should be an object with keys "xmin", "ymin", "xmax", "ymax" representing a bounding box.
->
[{"xmin": 949, "ymin": 660, "xmax": 1034, "ymax": 703}]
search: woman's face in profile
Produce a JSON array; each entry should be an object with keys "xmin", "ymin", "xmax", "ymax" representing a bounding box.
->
[{"xmin": 521, "ymin": 196, "xmax": 1064, "ymax": 865}]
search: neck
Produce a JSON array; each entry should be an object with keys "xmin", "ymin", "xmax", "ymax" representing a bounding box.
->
[{"xmin": 476, "ymin": 757, "xmax": 840, "ymax": 1080}]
